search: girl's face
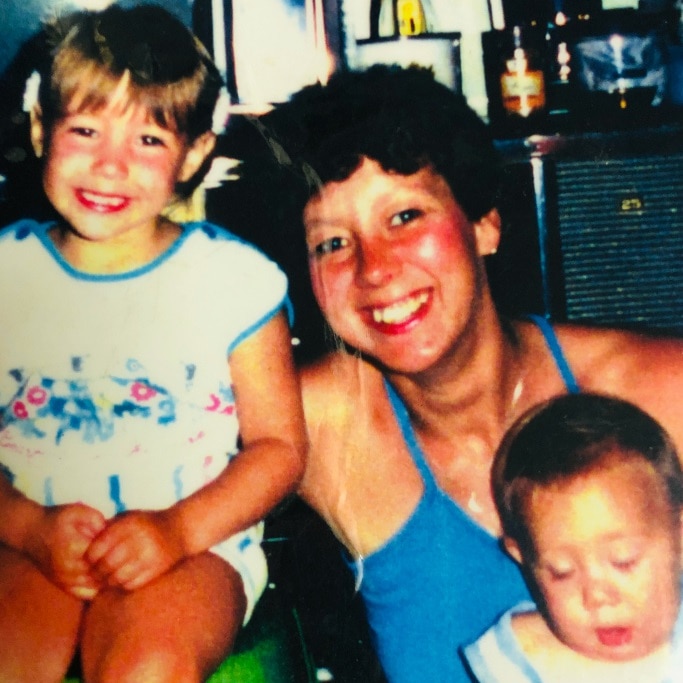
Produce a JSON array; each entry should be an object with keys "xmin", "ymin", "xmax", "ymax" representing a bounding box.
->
[
  {"xmin": 519, "ymin": 457, "xmax": 682, "ymax": 661},
  {"xmin": 303, "ymin": 158, "xmax": 500, "ymax": 374},
  {"xmin": 32, "ymin": 85, "xmax": 208, "ymax": 248}
]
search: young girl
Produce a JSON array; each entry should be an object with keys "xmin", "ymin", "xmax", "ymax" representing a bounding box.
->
[
  {"xmin": 464, "ymin": 393, "xmax": 683, "ymax": 683},
  {"xmin": 0, "ymin": 5, "xmax": 306, "ymax": 682}
]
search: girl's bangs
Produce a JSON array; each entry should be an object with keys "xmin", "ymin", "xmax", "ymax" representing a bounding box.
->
[{"xmin": 57, "ymin": 64, "xmax": 190, "ymax": 134}]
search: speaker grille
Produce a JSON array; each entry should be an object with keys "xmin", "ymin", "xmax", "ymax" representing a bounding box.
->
[{"xmin": 554, "ymin": 153, "xmax": 683, "ymax": 334}]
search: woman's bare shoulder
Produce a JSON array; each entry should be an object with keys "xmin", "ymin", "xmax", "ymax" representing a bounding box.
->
[
  {"xmin": 298, "ymin": 352, "xmax": 420, "ymax": 552},
  {"xmin": 299, "ymin": 351, "xmax": 383, "ymax": 473},
  {"xmin": 553, "ymin": 323, "xmax": 683, "ymax": 382},
  {"xmin": 300, "ymin": 350, "xmax": 360, "ymax": 391},
  {"xmin": 552, "ymin": 323, "xmax": 683, "ymax": 446},
  {"xmin": 300, "ymin": 351, "xmax": 385, "ymax": 419}
]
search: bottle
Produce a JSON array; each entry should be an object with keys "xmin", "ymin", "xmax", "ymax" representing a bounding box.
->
[
  {"xmin": 499, "ymin": 25, "xmax": 547, "ymax": 118},
  {"xmin": 396, "ymin": 0, "xmax": 427, "ymax": 36}
]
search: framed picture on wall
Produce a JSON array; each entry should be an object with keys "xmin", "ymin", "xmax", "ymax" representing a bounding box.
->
[{"xmin": 193, "ymin": 0, "xmax": 342, "ymax": 110}]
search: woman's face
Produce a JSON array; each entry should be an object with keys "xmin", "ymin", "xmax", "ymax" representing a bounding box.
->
[{"xmin": 303, "ymin": 158, "xmax": 500, "ymax": 374}]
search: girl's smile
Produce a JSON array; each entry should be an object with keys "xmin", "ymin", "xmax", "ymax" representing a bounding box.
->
[{"xmin": 75, "ymin": 189, "xmax": 131, "ymax": 214}]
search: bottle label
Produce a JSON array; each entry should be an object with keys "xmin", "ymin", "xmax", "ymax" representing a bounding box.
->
[
  {"xmin": 501, "ymin": 70, "xmax": 546, "ymax": 117},
  {"xmin": 397, "ymin": 0, "xmax": 427, "ymax": 35}
]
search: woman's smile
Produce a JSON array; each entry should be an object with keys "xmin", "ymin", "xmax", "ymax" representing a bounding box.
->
[{"xmin": 363, "ymin": 289, "xmax": 432, "ymax": 332}]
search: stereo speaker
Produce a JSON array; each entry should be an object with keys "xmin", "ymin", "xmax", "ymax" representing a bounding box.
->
[
  {"xmin": 552, "ymin": 151, "xmax": 683, "ymax": 334},
  {"xmin": 493, "ymin": 128, "xmax": 683, "ymax": 337}
]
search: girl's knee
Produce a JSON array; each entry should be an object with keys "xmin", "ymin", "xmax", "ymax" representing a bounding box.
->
[
  {"xmin": 86, "ymin": 642, "xmax": 201, "ymax": 683},
  {"xmin": 0, "ymin": 548, "xmax": 82, "ymax": 683},
  {"xmin": 82, "ymin": 557, "xmax": 242, "ymax": 682}
]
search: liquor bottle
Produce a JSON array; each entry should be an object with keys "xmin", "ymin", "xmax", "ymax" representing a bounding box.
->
[{"xmin": 498, "ymin": 25, "xmax": 547, "ymax": 118}]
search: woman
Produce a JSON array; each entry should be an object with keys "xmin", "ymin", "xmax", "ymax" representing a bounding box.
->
[{"xmin": 254, "ymin": 65, "xmax": 683, "ymax": 682}]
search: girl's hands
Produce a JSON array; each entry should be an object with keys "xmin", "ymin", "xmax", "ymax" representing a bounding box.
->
[
  {"xmin": 85, "ymin": 509, "xmax": 186, "ymax": 591},
  {"xmin": 25, "ymin": 502, "xmax": 106, "ymax": 600}
]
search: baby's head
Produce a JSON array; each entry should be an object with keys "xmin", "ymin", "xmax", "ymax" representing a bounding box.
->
[
  {"xmin": 34, "ymin": 4, "xmax": 222, "ymax": 144},
  {"xmin": 493, "ymin": 393, "xmax": 683, "ymax": 661}
]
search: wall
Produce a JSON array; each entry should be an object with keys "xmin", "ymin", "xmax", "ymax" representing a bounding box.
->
[{"xmin": 342, "ymin": 0, "xmax": 503, "ymax": 118}]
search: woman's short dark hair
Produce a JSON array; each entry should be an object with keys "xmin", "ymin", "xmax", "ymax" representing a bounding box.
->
[
  {"xmin": 493, "ymin": 392, "xmax": 683, "ymax": 552},
  {"xmin": 259, "ymin": 65, "xmax": 501, "ymax": 222}
]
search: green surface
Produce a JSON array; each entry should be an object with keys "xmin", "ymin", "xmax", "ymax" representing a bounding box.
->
[{"xmin": 62, "ymin": 600, "xmax": 313, "ymax": 683}]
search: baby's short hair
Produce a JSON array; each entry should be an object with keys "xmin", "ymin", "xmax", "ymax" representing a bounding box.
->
[
  {"xmin": 37, "ymin": 4, "xmax": 222, "ymax": 141},
  {"xmin": 493, "ymin": 393, "xmax": 683, "ymax": 552}
]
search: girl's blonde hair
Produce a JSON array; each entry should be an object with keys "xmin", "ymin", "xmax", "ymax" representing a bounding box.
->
[{"xmin": 37, "ymin": 4, "xmax": 222, "ymax": 142}]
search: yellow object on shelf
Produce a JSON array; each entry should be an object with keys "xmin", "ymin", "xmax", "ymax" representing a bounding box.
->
[{"xmin": 396, "ymin": 0, "xmax": 427, "ymax": 36}]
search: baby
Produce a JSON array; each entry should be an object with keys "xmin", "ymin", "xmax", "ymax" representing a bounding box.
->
[{"xmin": 463, "ymin": 392, "xmax": 683, "ymax": 683}]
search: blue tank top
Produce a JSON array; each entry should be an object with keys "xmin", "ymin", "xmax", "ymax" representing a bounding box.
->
[{"xmin": 351, "ymin": 315, "xmax": 579, "ymax": 682}]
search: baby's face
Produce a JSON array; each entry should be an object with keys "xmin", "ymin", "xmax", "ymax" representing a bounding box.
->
[{"xmin": 523, "ymin": 455, "xmax": 682, "ymax": 661}]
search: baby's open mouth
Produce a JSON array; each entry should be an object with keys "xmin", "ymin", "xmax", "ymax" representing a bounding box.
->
[{"xmin": 596, "ymin": 626, "xmax": 632, "ymax": 647}]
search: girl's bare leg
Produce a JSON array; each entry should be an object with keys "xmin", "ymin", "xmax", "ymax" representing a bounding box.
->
[
  {"xmin": 81, "ymin": 552, "xmax": 247, "ymax": 683},
  {"xmin": 0, "ymin": 545, "xmax": 83, "ymax": 683}
]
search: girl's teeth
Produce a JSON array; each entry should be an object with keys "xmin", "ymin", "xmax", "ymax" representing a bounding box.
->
[
  {"xmin": 372, "ymin": 292, "xmax": 428, "ymax": 324},
  {"xmin": 83, "ymin": 191, "xmax": 125, "ymax": 207}
]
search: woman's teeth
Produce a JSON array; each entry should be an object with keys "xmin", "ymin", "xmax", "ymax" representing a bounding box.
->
[{"xmin": 372, "ymin": 292, "xmax": 428, "ymax": 324}]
